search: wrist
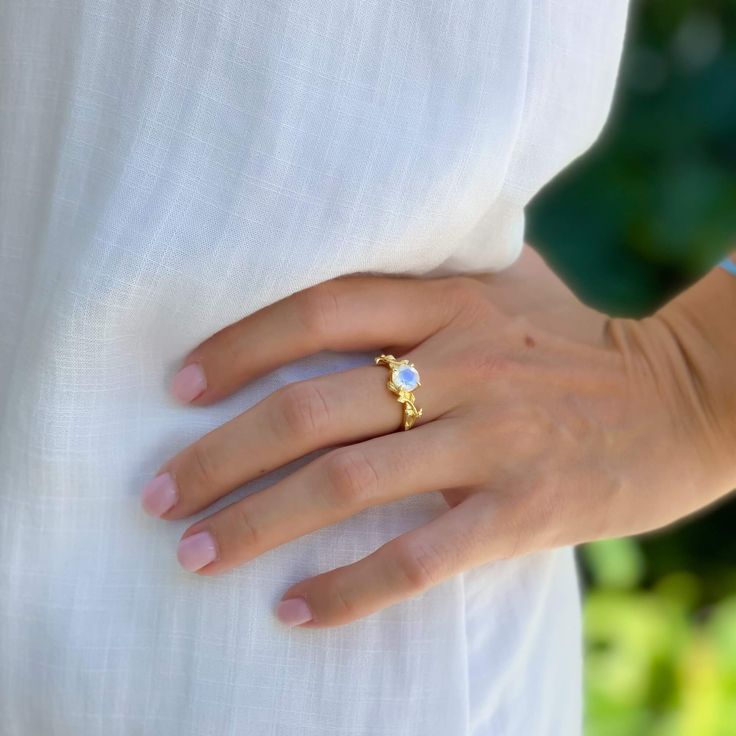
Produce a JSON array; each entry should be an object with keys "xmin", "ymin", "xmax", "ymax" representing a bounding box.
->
[
  {"xmin": 641, "ymin": 264, "xmax": 736, "ymax": 497},
  {"xmin": 603, "ymin": 264, "xmax": 736, "ymax": 503},
  {"xmin": 655, "ymin": 264, "xmax": 736, "ymax": 454}
]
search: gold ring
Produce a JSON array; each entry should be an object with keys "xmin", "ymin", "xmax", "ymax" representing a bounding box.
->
[{"xmin": 374, "ymin": 354, "xmax": 423, "ymax": 431}]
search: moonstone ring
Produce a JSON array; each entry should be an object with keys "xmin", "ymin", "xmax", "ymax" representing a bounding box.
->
[{"xmin": 374, "ymin": 354, "xmax": 423, "ymax": 431}]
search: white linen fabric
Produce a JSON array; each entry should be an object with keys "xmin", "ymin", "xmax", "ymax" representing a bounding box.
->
[{"xmin": 0, "ymin": 1, "xmax": 629, "ymax": 734}]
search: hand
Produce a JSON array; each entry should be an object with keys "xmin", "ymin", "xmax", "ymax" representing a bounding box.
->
[{"xmin": 141, "ymin": 247, "xmax": 736, "ymax": 628}]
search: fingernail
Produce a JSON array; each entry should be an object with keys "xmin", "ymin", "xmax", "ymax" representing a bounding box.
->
[
  {"xmin": 141, "ymin": 472, "xmax": 178, "ymax": 517},
  {"xmin": 177, "ymin": 531, "xmax": 218, "ymax": 571},
  {"xmin": 171, "ymin": 363, "xmax": 206, "ymax": 403},
  {"xmin": 275, "ymin": 597, "xmax": 313, "ymax": 627}
]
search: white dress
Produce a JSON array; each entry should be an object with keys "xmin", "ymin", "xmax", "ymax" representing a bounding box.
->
[{"xmin": 0, "ymin": 2, "xmax": 629, "ymax": 734}]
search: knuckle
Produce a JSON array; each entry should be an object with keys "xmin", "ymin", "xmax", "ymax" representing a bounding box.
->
[
  {"xmin": 274, "ymin": 381, "xmax": 332, "ymax": 440},
  {"xmin": 460, "ymin": 344, "xmax": 514, "ymax": 381},
  {"xmin": 526, "ymin": 482, "xmax": 564, "ymax": 546},
  {"xmin": 186, "ymin": 442, "xmax": 220, "ymax": 492},
  {"xmin": 298, "ymin": 283, "xmax": 342, "ymax": 343},
  {"xmin": 442, "ymin": 276, "xmax": 493, "ymax": 321},
  {"xmin": 391, "ymin": 539, "xmax": 443, "ymax": 592},
  {"xmin": 499, "ymin": 404, "xmax": 554, "ymax": 457},
  {"xmin": 499, "ymin": 505, "xmax": 526, "ymax": 560},
  {"xmin": 234, "ymin": 504, "xmax": 262, "ymax": 550},
  {"xmin": 498, "ymin": 482, "xmax": 559, "ymax": 556},
  {"xmin": 323, "ymin": 448, "xmax": 381, "ymax": 508},
  {"xmin": 326, "ymin": 583, "xmax": 358, "ymax": 620}
]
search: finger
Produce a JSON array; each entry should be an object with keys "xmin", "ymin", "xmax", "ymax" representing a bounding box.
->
[
  {"xmin": 170, "ymin": 275, "xmax": 466, "ymax": 404},
  {"xmin": 145, "ymin": 344, "xmax": 459, "ymax": 520},
  {"xmin": 175, "ymin": 417, "xmax": 482, "ymax": 575},
  {"xmin": 274, "ymin": 491, "xmax": 495, "ymax": 628}
]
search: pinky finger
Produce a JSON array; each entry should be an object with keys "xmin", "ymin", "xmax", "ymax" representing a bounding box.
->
[{"xmin": 274, "ymin": 491, "xmax": 495, "ymax": 629}]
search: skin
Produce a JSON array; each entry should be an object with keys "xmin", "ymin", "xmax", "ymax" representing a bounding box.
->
[{"xmin": 143, "ymin": 244, "xmax": 736, "ymax": 628}]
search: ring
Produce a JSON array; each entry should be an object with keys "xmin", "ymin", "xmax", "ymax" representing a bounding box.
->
[{"xmin": 374, "ymin": 354, "xmax": 423, "ymax": 431}]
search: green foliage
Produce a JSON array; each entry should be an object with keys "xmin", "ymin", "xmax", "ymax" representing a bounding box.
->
[
  {"xmin": 582, "ymin": 538, "xmax": 647, "ymax": 590},
  {"xmin": 528, "ymin": 0, "xmax": 736, "ymax": 317},
  {"xmin": 526, "ymin": 1, "xmax": 736, "ymax": 732},
  {"xmin": 583, "ymin": 556, "xmax": 736, "ymax": 736}
]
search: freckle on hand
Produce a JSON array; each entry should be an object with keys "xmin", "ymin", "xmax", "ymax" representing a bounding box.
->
[{"xmin": 524, "ymin": 335, "xmax": 536, "ymax": 348}]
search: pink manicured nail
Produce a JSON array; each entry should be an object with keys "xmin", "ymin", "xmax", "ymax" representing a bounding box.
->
[
  {"xmin": 177, "ymin": 531, "xmax": 217, "ymax": 571},
  {"xmin": 275, "ymin": 597, "xmax": 313, "ymax": 627},
  {"xmin": 141, "ymin": 472, "xmax": 178, "ymax": 517},
  {"xmin": 171, "ymin": 363, "xmax": 206, "ymax": 403}
]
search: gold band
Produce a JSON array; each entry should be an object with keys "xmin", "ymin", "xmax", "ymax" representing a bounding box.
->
[{"xmin": 374, "ymin": 354, "xmax": 423, "ymax": 430}]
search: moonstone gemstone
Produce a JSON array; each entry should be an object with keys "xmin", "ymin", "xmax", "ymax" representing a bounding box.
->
[{"xmin": 393, "ymin": 364, "xmax": 420, "ymax": 391}]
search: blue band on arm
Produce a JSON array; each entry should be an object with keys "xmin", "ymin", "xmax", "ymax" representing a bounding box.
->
[{"xmin": 719, "ymin": 257, "xmax": 736, "ymax": 277}]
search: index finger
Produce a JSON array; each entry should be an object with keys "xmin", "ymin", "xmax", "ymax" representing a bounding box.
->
[{"xmin": 170, "ymin": 275, "xmax": 468, "ymax": 404}]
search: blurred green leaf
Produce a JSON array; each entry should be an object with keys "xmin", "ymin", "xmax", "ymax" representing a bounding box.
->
[{"xmin": 582, "ymin": 538, "xmax": 646, "ymax": 590}]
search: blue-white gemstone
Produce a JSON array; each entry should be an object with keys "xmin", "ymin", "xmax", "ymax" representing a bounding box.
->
[{"xmin": 393, "ymin": 364, "xmax": 420, "ymax": 391}]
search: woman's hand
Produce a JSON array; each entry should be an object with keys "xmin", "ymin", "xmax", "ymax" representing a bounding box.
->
[{"xmin": 141, "ymin": 246, "xmax": 736, "ymax": 628}]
